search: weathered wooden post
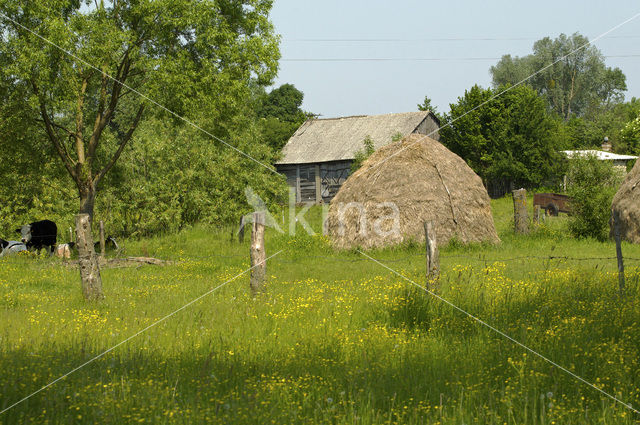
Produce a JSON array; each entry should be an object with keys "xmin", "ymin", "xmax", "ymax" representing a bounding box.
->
[
  {"xmin": 99, "ymin": 220, "xmax": 106, "ymax": 259},
  {"xmin": 250, "ymin": 211, "xmax": 266, "ymax": 295},
  {"xmin": 75, "ymin": 214, "xmax": 103, "ymax": 301},
  {"xmin": 512, "ymin": 189, "xmax": 529, "ymax": 234},
  {"xmin": 533, "ymin": 205, "xmax": 542, "ymax": 225},
  {"xmin": 424, "ymin": 221, "xmax": 439, "ymax": 289},
  {"xmin": 612, "ymin": 209, "xmax": 625, "ymax": 295}
]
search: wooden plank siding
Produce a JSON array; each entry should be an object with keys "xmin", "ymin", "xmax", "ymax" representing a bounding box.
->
[
  {"xmin": 319, "ymin": 161, "xmax": 351, "ymax": 202},
  {"xmin": 276, "ymin": 161, "xmax": 352, "ymax": 203}
]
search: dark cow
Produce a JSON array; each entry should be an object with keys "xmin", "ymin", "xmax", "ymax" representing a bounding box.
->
[
  {"xmin": 15, "ymin": 220, "xmax": 57, "ymax": 254},
  {"xmin": 0, "ymin": 238, "xmax": 27, "ymax": 257}
]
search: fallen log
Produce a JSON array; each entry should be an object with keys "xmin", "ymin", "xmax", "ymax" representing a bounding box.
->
[{"xmin": 64, "ymin": 256, "xmax": 173, "ymax": 268}]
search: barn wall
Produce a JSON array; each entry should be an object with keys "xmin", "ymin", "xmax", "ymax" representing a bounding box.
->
[
  {"xmin": 276, "ymin": 160, "xmax": 352, "ymax": 203},
  {"xmin": 320, "ymin": 161, "xmax": 351, "ymax": 202},
  {"xmin": 414, "ymin": 115, "xmax": 440, "ymax": 141},
  {"xmin": 298, "ymin": 164, "xmax": 316, "ymax": 202},
  {"xmin": 278, "ymin": 165, "xmax": 297, "ymax": 192}
]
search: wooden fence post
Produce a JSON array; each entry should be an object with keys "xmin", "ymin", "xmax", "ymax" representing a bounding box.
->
[
  {"xmin": 533, "ymin": 205, "xmax": 541, "ymax": 225},
  {"xmin": 612, "ymin": 209, "xmax": 625, "ymax": 295},
  {"xmin": 512, "ymin": 189, "xmax": 529, "ymax": 234},
  {"xmin": 424, "ymin": 221, "xmax": 439, "ymax": 289},
  {"xmin": 250, "ymin": 211, "xmax": 266, "ymax": 295},
  {"xmin": 99, "ymin": 220, "xmax": 106, "ymax": 259},
  {"xmin": 75, "ymin": 214, "xmax": 103, "ymax": 301},
  {"xmin": 238, "ymin": 216, "xmax": 245, "ymax": 243}
]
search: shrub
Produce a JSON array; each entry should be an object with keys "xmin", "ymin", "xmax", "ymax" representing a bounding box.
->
[
  {"xmin": 566, "ymin": 155, "xmax": 622, "ymax": 240},
  {"xmin": 350, "ymin": 136, "xmax": 375, "ymax": 173}
]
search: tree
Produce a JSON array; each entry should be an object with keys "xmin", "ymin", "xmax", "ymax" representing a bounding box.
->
[
  {"xmin": 0, "ymin": 0, "xmax": 280, "ymax": 220},
  {"xmin": 0, "ymin": 0, "xmax": 280, "ymax": 299},
  {"xmin": 417, "ymin": 95, "xmax": 442, "ymax": 122},
  {"xmin": 563, "ymin": 98, "xmax": 640, "ymax": 152},
  {"xmin": 440, "ymin": 84, "xmax": 564, "ymax": 194},
  {"xmin": 491, "ymin": 33, "xmax": 627, "ymax": 121},
  {"xmin": 257, "ymin": 83, "xmax": 309, "ymax": 151},
  {"xmin": 620, "ymin": 114, "xmax": 640, "ymax": 154}
]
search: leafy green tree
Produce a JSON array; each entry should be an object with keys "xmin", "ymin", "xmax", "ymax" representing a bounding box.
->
[
  {"xmin": 620, "ymin": 115, "xmax": 640, "ymax": 154},
  {"xmin": 0, "ymin": 0, "xmax": 280, "ymax": 221},
  {"xmin": 566, "ymin": 155, "xmax": 622, "ymax": 241},
  {"xmin": 491, "ymin": 33, "xmax": 627, "ymax": 121},
  {"xmin": 257, "ymin": 83, "xmax": 309, "ymax": 151},
  {"xmin": 563, "ymin": 98, "xmax": 640, "ymax": 151},
  {"xmin": 440, "ymin": 84, "xmax": 564, "ymax": 191}
]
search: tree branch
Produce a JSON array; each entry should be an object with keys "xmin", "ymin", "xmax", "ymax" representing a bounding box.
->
[
  {"xmin": 88, "ymin": 49, "xmax": 132, "ymax": 160},
  {"xmin": 94, "ymin": 103, "xmax": 145, "ymax": 186},
  {"xmin": 35, "ymin": 118, "xmax": 76, "ymax": 138},
  {"xmin": 31, "ymin": 80, "xmax": 78, "ymax": 183},
  {"xmin": 88, "ymin": 67, "xmax": 109, "ymax": 160},
  {"xmin": 75, "ymin": 76, "xmax": 89, "ymax": 164}
]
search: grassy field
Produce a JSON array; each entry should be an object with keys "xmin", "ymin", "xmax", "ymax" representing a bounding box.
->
[{"xmin": 1, "ymin": 196, "xmax": 640, "ymax": 424}]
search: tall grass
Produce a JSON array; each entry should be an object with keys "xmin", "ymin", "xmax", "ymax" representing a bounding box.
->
[{"xmin": 1, "ymin": 196, "xmax": 639, "ymax": 424}]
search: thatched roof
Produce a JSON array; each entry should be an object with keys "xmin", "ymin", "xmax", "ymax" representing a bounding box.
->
[
  {"xmin": 611, "ymin": 160, "xmax": 640, "ymax": 242},
  {"xmin": 327, "ymin": 134, "xmax": 500, "ymax": 249},
  {"xmin": 276, "ymin": 111, "xmax": 436, "ymax": 165}
]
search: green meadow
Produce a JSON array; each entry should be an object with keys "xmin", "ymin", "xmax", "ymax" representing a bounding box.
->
[{"xmin": 1, "ymin": 196, "xmax": 640, "ymax": 424}]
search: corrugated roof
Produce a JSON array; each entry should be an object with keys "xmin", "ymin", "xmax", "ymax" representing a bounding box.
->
[
  {"xmin": 276, "ymin": 111, "xmax": 433, "ymax": 164},
  {"xmin": 562, "ymin": 150, "xmax": 638, "ymax": 161}
]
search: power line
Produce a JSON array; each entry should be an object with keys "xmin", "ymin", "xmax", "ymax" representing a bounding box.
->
[
  {"xmin": 286, "ymin": 35, "xmax": 640, "ymax": 43},
  {"xmin": 281, "ymin": 54, "xmax": 640, "ymax": 62}
]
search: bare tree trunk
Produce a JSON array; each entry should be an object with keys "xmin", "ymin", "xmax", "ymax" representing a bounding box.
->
[
  {"xmin": 76, "ymin": 214, "xmax": 103, "ymax": 301},
  {"xmin": 79, "ymin": 183, "xmax": 97, "ymax": 219}
]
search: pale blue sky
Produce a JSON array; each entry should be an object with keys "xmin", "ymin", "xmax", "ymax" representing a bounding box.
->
[{"xmin": 270, "ymin": 0, "xmax": 640, "ymax": 118}]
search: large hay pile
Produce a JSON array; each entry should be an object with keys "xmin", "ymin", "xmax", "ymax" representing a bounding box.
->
[
  {"xmin": 611, "ymin": 160, "xmax": 640, "ymax": 242},
  {"xmin": 327, "ymin": 134, "xmax": 499, "ymax": 249}
]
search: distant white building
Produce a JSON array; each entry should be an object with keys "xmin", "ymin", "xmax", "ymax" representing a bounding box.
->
[
  {"xmin": 561, "ymin": 149, "xmax": 637, "ymax": 190},
  {"xmin": 562, "ymin": 150, "xmax": 637, "ymax": 172}
]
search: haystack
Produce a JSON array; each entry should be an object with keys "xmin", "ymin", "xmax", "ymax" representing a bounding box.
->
[
  {"xmin": 610, "ymin": 160, "xmax": 640, "ymax": 242},
  {"xmin": 327, "ymin": 134, "xmax": 499, "ymax": 249}
]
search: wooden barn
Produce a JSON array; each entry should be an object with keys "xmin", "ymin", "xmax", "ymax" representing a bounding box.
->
[{"xmin": 275, "ymin": 111, "xmax": 440, "ymax": 203}]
